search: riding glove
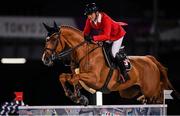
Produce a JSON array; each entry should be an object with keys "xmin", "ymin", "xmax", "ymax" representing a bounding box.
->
[{"xmin": 84, "ymin": 35, "xmax": 93, "ymax": 43}]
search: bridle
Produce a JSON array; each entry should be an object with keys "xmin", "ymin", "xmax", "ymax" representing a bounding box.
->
[
  {"xmin": 44, "ymin": 31, "xmax": 88, "ymax": 63},
  {"xmin": 44, "ymin": 32, "xmax": 60, "ymax": 61}
]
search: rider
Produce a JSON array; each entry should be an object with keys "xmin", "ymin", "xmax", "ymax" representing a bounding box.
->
[{"xmin": 83, "ymin": 3, "xmax": 129, "ymax": 82}]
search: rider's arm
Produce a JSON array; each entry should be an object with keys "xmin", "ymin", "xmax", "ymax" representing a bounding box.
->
[
  {"xmin": 83, "ymin": 19, "xmax": 92, "ymax": 36},
  {"xmin": 93, "ymin": 18, "xmax": 111, "ymax": 41}
]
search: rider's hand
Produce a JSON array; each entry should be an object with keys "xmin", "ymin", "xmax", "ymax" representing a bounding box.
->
[{"xmin": 84, "ymin": 35, "xmax": 93, "ymax": 43}]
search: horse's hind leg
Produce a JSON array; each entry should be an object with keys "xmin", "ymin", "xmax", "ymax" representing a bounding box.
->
[
  {"xmin": 142, "ymin": 85, "xmax": 163, "ymax": 104},
  {"xmin": 119, "ymin": 85, "xmax": 142, "ymax": 99},
  {"xmin": 137, "ymin": 95, "xmax": 148, "ymax": 104},
  {"xmin": 146, "ymin": 89, "xmax": 163, "ymax": 104}
]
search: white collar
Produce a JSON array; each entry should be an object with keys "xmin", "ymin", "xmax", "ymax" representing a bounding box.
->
[
  {"xmin": 93, "ymin": 13, "xmax": 102, "ymax": 25},
  {"xmin": 97, "ymin": 13, "xmax": 102, "ymax": 23}
]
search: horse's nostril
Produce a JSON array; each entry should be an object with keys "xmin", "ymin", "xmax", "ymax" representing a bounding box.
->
[
  {"xmin": 44, "ymin": 59, "xmax": 48, "ymax": 64},
  {"xmin": 42, "ymin": 56, "xmax": 54, "ymax": 66},
  {"xmin": 42, "ymin": 57, "xmax": 49, "ymax": 64},
  {"xmin": 45, "ymin": 58, "xmax": 50, "ymax": 63}
]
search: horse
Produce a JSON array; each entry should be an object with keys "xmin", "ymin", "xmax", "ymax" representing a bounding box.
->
[{"xmin": 41, "ymin": 22, "xmax": 179, "ymax": 105}]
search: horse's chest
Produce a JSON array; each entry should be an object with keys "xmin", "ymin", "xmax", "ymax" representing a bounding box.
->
[{"xmin": 80, "ymin": 62, "xmax": 93, "ymax": 71}]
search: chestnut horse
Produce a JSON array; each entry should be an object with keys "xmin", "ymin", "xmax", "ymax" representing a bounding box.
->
[{"xmin": 42, "ymin": 23, "xmax": 178, "ymax": 105}]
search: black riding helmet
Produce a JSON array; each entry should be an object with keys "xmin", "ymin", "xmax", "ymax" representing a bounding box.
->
[{"xmin": 84, "ymin": 3, "xmax": 99, "ymax": 16}]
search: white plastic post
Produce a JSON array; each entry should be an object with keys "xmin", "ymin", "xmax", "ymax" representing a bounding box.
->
[{"xmin": 96, "ymin": 91, "xmax": 103, "ymax": 105}]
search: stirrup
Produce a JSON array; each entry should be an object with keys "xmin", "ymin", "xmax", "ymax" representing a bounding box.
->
[{"xmin": 124, "ymin": 58, "xmax": 131, "ymax": 71}]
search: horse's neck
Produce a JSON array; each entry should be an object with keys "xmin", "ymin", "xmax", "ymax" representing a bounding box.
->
[
  {"xmin": 62, "ymin": 28, "xmax": 101, "ymax": 63},
  {"xmin": 62, "ymin": 28, "xmax": 87, "ymax": 61},
  {"xmin": 62, "ymin": 28, "xmax": 83, "ymax": 47}
]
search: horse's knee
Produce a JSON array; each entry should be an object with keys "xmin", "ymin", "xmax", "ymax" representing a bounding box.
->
[{"xmin": 70, "ymin": 74, "xmax": 80, "ymax": 85}]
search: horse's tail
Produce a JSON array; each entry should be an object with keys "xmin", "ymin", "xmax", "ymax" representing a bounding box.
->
[{"xmin": 146, "ymin": 55, "xmax": 180, "ymax": 99}]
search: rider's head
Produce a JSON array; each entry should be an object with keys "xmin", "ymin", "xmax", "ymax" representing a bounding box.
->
[{"xmin": 84, "ymin": 3, "xmax": 99, "ymax": 21}]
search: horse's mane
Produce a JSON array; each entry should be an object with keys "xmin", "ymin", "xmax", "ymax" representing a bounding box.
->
[{"xmin": 60, "ymin": 25, "xmax": 83, "ymax": 35}]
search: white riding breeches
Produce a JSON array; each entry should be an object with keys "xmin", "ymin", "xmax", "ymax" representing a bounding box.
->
[{"xmin": 111, "ymin": 36, "xmax": 124, "ymax": 58}]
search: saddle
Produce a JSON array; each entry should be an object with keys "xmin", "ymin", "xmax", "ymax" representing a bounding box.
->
[
  {"xmin": 102, "ymin": 42, "xmax": 115, "ymax": 68},
  {"xmin": 102, "ymin": 42, "xmax": 131, "ymax": 71},
  {"xmin": 96, "ymin": 42, "xmax": 132, "ymax": 93}
]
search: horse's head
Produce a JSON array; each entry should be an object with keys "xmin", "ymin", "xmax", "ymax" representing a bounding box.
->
[
  {"xmin": 42, "ymin": 23, "xmax": 88, "ymax": 67},
  {"xmin": 42, "ymin": 22, "xmax": 65, "ymax": 66}
]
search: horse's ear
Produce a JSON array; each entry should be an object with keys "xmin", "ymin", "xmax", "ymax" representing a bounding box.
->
[
  {"xmin": 43, "ymin": 22, "xmax": 51, "ymax": 32},
  {"xmin": 54, "ymin": 21, "xmax": 59, "ymax": 29}
]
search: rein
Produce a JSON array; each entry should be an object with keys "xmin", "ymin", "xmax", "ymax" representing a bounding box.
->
[
  {"xmin": 56, "ymin": 41, "xmax": 87, "ymax": 60},
  {"xmin": 77, "ymin": 45, "xmax": 99, "ymax": 64},
  {"xmin": 57, "ymin": 41, "xmax": 100, "ymax": 65},
  {"xmin": 44, "ymin": 31, "xmax": 100, "ymax": 65}
]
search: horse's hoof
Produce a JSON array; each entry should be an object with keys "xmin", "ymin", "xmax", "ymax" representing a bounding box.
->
[
  {"xmin": 69, "ymin": 95, "xmax": 77, "ymax": 103},
  {"xmin": 79, "ymin": 95, "xmax": 89, "ymax": 106}
]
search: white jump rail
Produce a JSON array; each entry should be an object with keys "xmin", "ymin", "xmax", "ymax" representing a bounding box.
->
[
  {"xmin": 19, "ymin": 104, "xmax": 167, "ymax": 109},
  {"xmin": 19, "ymin": 104, "xmax": 167, "ymax": 115}
]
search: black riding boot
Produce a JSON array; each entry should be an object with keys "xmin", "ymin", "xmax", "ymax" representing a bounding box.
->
[{"xmin": 115, "ymin": 50, "xmax": 130, "ymax": 83}]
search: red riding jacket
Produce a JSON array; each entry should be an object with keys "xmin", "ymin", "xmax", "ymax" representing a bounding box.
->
[{"xmin": 83, "ymin": 12, "xmax": 127, "ymax": 41}]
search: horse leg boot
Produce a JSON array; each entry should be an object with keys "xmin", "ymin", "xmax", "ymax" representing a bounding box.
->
[{"xmin": 115, "ymin": 50, "xmax": 130, "ymax": 83}]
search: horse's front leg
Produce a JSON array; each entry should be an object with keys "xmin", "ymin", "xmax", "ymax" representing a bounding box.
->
[
  {"xmin": 59, "ymin": 73, "xmax": 73, "ymax": 97},
  {"xmin": 59, "ymin": 73, "xmax": 88, "ymax": 105}
]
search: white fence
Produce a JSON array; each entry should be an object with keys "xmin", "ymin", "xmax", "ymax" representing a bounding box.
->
[{"xmin": 19, "ymin": 104, "xmax": 167, "ymax": 115}]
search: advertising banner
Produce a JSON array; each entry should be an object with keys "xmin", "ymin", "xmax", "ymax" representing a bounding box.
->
[{"xmin": 0, "ymin": 16, "xmax": 77, "ymax": 39}]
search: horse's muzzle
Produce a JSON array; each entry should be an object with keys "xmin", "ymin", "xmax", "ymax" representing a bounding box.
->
[{"xmin": 42, "ymin": 54, "xmax": 54, "ymax": 66}]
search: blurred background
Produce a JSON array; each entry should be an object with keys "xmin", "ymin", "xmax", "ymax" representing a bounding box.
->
[{"xmin": 0, "ymin": 0, "xmax": 180, "ymax": 115}]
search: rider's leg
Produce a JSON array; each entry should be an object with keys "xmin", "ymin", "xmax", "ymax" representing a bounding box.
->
[
  {"xmin": 111, "ymin": 37, "xmax": 129, "ymax": 81},
  {"xmin": 111, "ymin": 37, "xmax": 123, "ymax": 58},
  {"xmin": 115, "ymin": 49, "xmax": 128, "ymax": 77}
]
